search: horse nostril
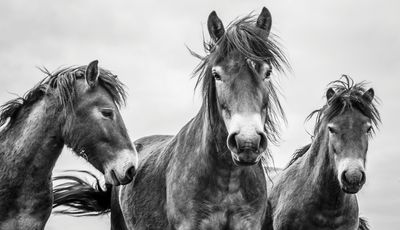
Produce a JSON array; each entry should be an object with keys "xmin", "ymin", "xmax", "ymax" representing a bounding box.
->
[
  {"xmin": 227, "ymin": 132, "xmax": 239, "ymax": 153},
  {"xmin": 360, "ymin": 171, "xmax": 366, "ymax": 184},
  {"xmin": 258, "ymin": 132, "xmax": 268, "ymax": 153},
  {"xmin": 341, "ymin": 170, "xmax": 349, "ymax": 184},
  {"xmin": 342, "ymin": 170, "xmax": 365, "ymax": 185},
  {"xmin": 125, "ymin": 166, "xmax": 136, "ymax": 180}
]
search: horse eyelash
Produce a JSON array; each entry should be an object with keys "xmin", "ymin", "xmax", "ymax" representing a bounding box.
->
[
  {"xmin": 264, "ymin": 70, "xmax": 272, "ymax": 79},
  {"xmin": 328, "ymin": 126, "xmax": 337, "ymax": 134},
  {"xmin": 212, "ymin": 70, "xmax": 221, "ymax": 81},
  {"xmin": 78, "ymin": 149, "xmax": 89, "ymax": 161}
]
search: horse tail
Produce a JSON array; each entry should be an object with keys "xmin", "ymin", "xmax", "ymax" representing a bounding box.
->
[
  {"xmin": 52, "ymin": 170, "xmax": 111, "ymax": 216},
  {"xmin": 358, "ymin": 217, "xmax": 370, "ymax": 230}
]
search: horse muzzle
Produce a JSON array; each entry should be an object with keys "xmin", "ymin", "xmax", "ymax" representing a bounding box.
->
[
  {"xmin": 337, "ymin": 157, "xmax": 366, "ymax": 194},
  {"xmin": 225, "ymin": 113, "xmax": 268, "ymax": 166},
  {"xmin": 104, "ymin": 149, "xmax": 138, "ymax": 185},
  {"xmin": 232, "ymin": 151, "xmax": 262, "ymax": 166},
  {"xmin": 340, "ymin": 168, "xmax": 366, "ymax": 194},
  {"xmin": 229, "ymin": 140, "xmax": 265, "ymax": 166}
]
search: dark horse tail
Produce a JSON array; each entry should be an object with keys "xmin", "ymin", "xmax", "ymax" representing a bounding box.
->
[
  {"xmin": 359, "ymin": 217, "xmax": 370, "ymax": 230},
  {"xmin": 52, "ymin": 170, "xmax": 111, "ymax": 216}
]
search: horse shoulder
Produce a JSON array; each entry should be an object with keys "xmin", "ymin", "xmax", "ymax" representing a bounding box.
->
[
  {"xmin": 119, "ymin": 135, "xmax": 173, "ymax": 230},
  {"xmin": 134, "ymin": 135, "xmax": 173, "ymax": 158}
]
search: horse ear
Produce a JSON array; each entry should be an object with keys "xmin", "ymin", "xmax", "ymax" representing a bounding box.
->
[
  {"xmin": 86, "ymin": 60, "xmax": 99, "ymax": 88},
  {"xmin": 362, "ymin": 88, "xmax": 374, "ymax": 103},
  {"xmin": 207, "ymin": 11, "xmax": 225, "ymax": 42},
  {"xmin": 256, "ymin": 7, "xmax": 272, "ymax": 34},
  {"xmin": 326, "ymin": 88, "xmax": 335, "ymax": 101}
]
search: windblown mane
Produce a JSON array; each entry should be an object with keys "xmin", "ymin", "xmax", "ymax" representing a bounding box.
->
[
  {"xmin": 189, "ymin": 14, "xmax": 290, "ymax": 145},
  {"xmin": 287, "ymin": 75, "xmax": 381, "ymax": 167},
  {"xmin": 286, "ymin": 144, "xmax": 311, "ymax": 168},
  {"xmin": 308, "ymin": 75, "xmax": 380, "ymax": 135},
  {"xmin": 0, "ymin": 65, "xmax": 126, "ymax": 132}
]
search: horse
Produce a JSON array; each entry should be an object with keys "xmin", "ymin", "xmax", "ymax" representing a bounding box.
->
[
  {"xmin": 52, "ymin": 7, "xmax": 289, "ymax": 229},
  {"xmin": 0, "ymin": 60, "xmax": 138, "ymax": 230},
  {"xmin": 264, "ymin": 76, "xmax": 379, "ymax": 230}
]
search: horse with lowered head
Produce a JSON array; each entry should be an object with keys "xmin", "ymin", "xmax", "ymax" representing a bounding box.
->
[
  {"xmin": 264, "ymin": 76, "xmax": 379, "ymax": 230},
  {"xmin": 0, "ymin": 60, "xmax": 138, "ymax": 230},
  {"xmin": 53, "ymin": 7, "xmax": 289, "ymax": 230}
]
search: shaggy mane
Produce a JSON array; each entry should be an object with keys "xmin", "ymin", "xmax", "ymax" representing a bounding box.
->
[
  {"xmin": 0, "ymin": 65, "xmax": 126, "ymax": 132},
  {"xmin": 287, "ymin": 75, "xmax": 381, "ymax": 167}
]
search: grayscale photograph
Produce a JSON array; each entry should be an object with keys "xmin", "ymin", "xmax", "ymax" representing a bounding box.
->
[{"xmin": 0, "ymin": 0, "xmax": 398, "ymax": 229}]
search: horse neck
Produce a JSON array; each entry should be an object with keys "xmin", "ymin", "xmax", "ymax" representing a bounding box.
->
[
  {"xmin": 1, "ymin": 96, "xmax": 64, "ymax": 178},
  {"xmin": 174, "ymin": 103, "xmax": 266, "ymax": 196},
  {"xmin": 303, "ymin": 129, "xmax": 349, "ymax": 207},
  {"xmin": 178, "ymin": 103, "xmax": 233, "ymax": 170}
]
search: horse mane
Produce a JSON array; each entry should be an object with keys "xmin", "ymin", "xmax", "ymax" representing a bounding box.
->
[
  {"xmin": 287, "ymin": 75, "xmax": 381, "ymax": 167},
  {"xmin": 0, "ymin": 65, "xmax": 126, "ymax": 132},
  {"xmin": 286, "ymin": 144, "xmax": 311, "ymax": 168},
  {"xmin": 188, "ymin": 13, "xmax": 290, "ymax": 145},
  {"xmin": 307, "ymin": 75, "xmax": 381, "ymax": 135}
]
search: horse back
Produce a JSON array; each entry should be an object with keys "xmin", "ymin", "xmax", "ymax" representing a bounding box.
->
[{"xmin": 134, "ymin": 135, "xmax": 173, "ymax": 162}]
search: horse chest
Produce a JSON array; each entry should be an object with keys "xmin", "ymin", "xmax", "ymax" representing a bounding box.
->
[
  {"xmin": 198, "ymin": 193, "xmax": 259, "ymax": 230},
  {"xmin": 193, "ymin": 174, "xmax": 264, "ymax": 230},
  {"xmin": 0, "ymin": 169, "xmax": 52, "ymax": 228},
  {"xmin": 274, "ymin": 206, "xmax": 358, "ymax": 230},
  {"xmin": 168, "ymin": 157, "xmax": 266, "ymax": 230},
  {"xmin": 0, "ymin": 192, "xmax": 51, "ymax": 230},
  {"xmin": 0, "ymin": 215, "xmax": 46, "ymax": 230}
]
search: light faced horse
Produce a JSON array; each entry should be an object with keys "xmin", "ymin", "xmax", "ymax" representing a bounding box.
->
[
  {"xmin": 0, "ymin": 60, "xmax": 138, "ymax": 230},
  {"xmin": 52, "ymin": 7, "xmax": 289, "ymax": 230},
  {"xmin": 265, "ymin": 76, "xmax": 379, "ymax": 230}
]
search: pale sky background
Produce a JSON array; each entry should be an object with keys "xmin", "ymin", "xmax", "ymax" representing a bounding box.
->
[{"xmin": 0, "ymin": 0, "xmax": 398, "ymax": 229}]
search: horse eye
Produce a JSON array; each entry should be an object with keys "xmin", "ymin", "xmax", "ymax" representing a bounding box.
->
[
  {"xmin": 212, "ymin": 72, "xmax": 222, "ymax": 81},
  {"xmin": 366, "ymin": 126, "xmax": 373, "ymax": 133},
  {"xmin": 101, "ymin": 109, "xmax": 114, "ymax": 120},
  {"xmin": 264, "ymin": 70, "xmax": 272, "ymax": 80},
  {"xmin": 328, "ymin": 126, "xmax": 337, "ymax": 134}
]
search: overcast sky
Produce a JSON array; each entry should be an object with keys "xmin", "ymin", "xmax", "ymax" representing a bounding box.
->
[{"xmin": 0, "ymin": 0, "xmax": 399, "ymax": 229}]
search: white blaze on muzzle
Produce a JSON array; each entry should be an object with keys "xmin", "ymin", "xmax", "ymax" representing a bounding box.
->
[
  {"xmin": 336, "ymin": 157, "xmax": 365, "ymax": 186},
  {"xmin": 227, "ymin": 113, "xmax": 264, "ymax": 136},
  {"xmin": 226, "ymin": 113, "xmax": 267, "ymax": 155}
]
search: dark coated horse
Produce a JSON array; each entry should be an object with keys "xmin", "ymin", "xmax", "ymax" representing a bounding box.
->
[
  {"xmin": 53, "ymin": 7, "xmax": 289, "ymax": 230},
  {"xmin": 264, "ymin": 76, "xmax": 379, "ymax": 230},
  {"xmin": 0, "ymin": 60, "xmax": 138, "ymax": 230}
]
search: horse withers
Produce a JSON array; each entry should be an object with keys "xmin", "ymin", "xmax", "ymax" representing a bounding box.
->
[
  {"xmin": 53, "ymin": 7, "xmax": 289, "ymax": 230},
  {"xmin": 0, "ymin": 60, "xmax": 138, "ymax": 230},
  {"xmin": 265, "ymin": 76, "xmax": 379, "ymax": 230}
]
